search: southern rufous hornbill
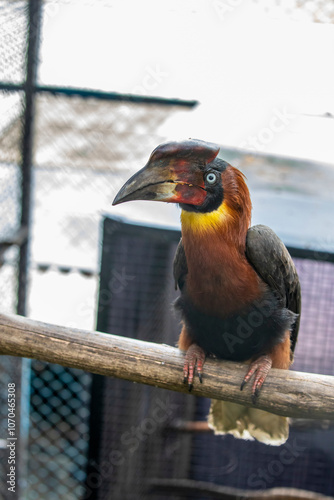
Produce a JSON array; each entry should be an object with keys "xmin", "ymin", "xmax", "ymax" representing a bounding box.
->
[{"xmin": 113, "ymin": 139, "xmax": 301, "ymax": 445}]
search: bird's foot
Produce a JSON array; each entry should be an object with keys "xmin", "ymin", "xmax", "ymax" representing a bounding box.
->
[
  {"xmin": 240, "ymin": 354, "xmax": 272, "ymax": 404},
  {"xmin": 183, "ymin": 344, "xmax": 206, "ymax": 392}
]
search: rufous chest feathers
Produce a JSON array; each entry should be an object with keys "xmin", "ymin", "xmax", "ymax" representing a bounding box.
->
[{"xmin": 180, "ymin": 169, "xmax": 263, "ymax": 316}]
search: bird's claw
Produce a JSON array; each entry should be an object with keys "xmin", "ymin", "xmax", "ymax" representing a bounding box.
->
[
  {"xmin": 240, "ymin": 379, "xmax": 247, "ymax": 391},
  {"xmin": 240, "ymin": 354, "xmax": 272, "ymax": 403},
  {"xmin": 183, "ymin": 344, "xmax": 205, "ymax": 391}
]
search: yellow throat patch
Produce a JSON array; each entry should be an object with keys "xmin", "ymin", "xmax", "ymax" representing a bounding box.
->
[{"xmin": 180, "ymin": 201, "xmax": 235, "ymax": 235}]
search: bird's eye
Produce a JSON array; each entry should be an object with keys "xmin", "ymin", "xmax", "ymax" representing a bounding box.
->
[{"xmin": 205, "ymin": 172, "xmax": 218, "ymax": 185}]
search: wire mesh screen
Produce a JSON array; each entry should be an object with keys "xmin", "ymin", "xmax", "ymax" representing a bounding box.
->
[
  {"xmin": 0, "ymin": 91, "xmax": 24, "ymax": 315},
  {"xmin": 0, "ymin": 1, "xmax": 27, "ymax": 491},
  {"xmin": 0, "ymin": 90, "xmax": 25, "ymax": 311},
  {"xmin": 262, "ymin": 0, "xmax": 334, "ymax": 23},
  {"xmin": 0, "ymin": 0, "xmax": 27, "ymax": 315},
  {"xmin": 33, "ymin": 93, "xmax": 182, "ymax": 172},
  {"xmin": 92, "ymin": 216, "xmax": 334, "ymax": 500},
  {"xmin": 293, "ymin": 258, "xmax": 334, "ymax": 376},
  {"xmin": 0, "ymin": 349, "xmax": 25, "ymax": 500},
  {"xmin": 27, "ymin": 361, "xmax": 92, "ymax": 500},
  {"xmin": 0, "ymin": 0, "xmax": 27, "ymax": 83},
  {"xmin": 29, "ymin": 91, "xmax": 186, "ymax": 275}
]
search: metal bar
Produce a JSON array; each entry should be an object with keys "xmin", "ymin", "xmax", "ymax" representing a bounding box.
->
[
  {"xmin": 13, "ymin": 5, "xmax": 43, "ymax": 500},
  {"xmin": 35, "ymin": 84, "xmax": 198, "ymax": 107},
  {"xmin": 287, "ymin": 245, "xmax": 334, "ymax": 263},
  {"xmin": 0, "ymin": 82, "xmax": 25, "ymax": 92},
  {"xmin": 17, "ymin": 0, "xmax": 42, "ymax": 316},
  {"xmin": 0, "ymin": 82, "xmax": 198, "ymax": 108}
]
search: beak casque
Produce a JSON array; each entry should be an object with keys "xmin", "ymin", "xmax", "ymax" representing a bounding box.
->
[{"xmin": 112, "ymin": 139, "xmax": 220, "ymax": 207}]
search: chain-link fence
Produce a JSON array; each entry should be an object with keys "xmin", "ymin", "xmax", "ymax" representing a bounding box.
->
[{"xmin": 27, "ymin": 362, "xmax": 92, "ymax": 500}]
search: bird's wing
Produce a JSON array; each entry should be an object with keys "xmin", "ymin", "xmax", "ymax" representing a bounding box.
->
[
  {"xmin": 173, "ymin": 238, "xmax": 188, "ymax": 291},
  {"xmin": 246, "ymin": 224, "xmax": 301, "ymax": 353}
]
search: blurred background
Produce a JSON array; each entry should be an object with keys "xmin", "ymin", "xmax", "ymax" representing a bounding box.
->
[{"xmin": 0, "ymin": 1, "xmax": 333, "ymax": 499}]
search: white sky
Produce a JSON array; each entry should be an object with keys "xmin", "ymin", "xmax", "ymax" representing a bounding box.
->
[{"xmin": 38, "ymin": 0, "xmax": 334, "ymax": 163}]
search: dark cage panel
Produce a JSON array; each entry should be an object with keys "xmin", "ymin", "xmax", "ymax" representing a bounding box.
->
[
  {"xmin": 86, "ymin": 217, "xmax": 196, "ymax": 500},
  {"xmin": 89, "ymin": 216, "xmax": 334, "ymax": 500}
]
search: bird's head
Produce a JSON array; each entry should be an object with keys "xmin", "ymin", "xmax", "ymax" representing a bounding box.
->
[{"xmin": 113, "ymin": 139, "xmax": 251, "ymax": 234}]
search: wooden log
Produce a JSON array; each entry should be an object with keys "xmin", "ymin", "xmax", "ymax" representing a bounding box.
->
[{"xmin": 0, "ymin": 312, "xmax": 333, "ymax": 420}]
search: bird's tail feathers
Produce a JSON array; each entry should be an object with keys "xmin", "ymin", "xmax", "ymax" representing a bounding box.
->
[{"xmin": 208, "ymin": 399, "xmax": 289, "ymax": 446}]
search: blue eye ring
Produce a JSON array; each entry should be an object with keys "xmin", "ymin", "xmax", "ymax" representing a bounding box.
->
[{"xmin": 205, "ymin": 171, "xmax": 218, "ymax": 185}]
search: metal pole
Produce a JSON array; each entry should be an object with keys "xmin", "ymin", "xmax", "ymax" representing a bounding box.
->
[
  {"xmin": 17, "ymin": 0, "xmax": 42, "ymax": 316},
  {"xmin": 14, "ymin": 3, "xmax": 42, "ymax": 500}
]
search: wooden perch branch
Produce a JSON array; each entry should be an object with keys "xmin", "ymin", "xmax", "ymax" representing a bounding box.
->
[{"xmin": 0, "ymin": 312, "xmax": 333, "ymax": 420}]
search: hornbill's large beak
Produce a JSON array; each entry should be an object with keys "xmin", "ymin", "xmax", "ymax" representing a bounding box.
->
[{"xmin": 112, "ymin": 139, "xmax": 220, "ymax": 207}]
